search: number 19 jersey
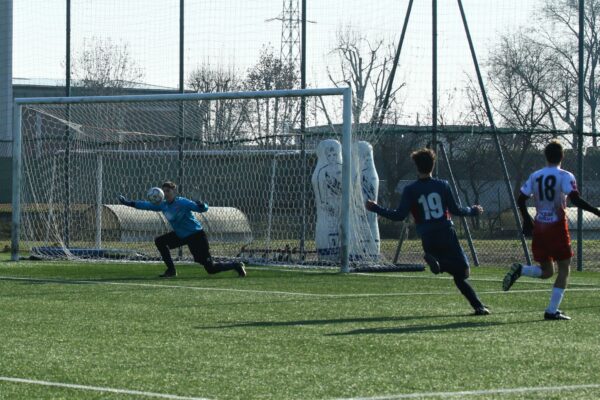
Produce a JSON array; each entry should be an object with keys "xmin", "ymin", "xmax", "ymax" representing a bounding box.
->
[
  {"xmin": 520, "ymin": 166, "xmax": 577, "ymax": 224},
  {"xmin": 373, "ymin": 177, "xmax": 476, "ymax": 236}
]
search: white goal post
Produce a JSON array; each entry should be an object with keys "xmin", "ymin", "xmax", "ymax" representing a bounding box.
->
[{"xmin": 11, "ymin": 87, "xmax": 363, "ymax": 271}]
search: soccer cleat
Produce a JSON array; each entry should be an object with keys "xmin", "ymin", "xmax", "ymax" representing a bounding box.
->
[
  {"xmin": 235, "ymin": 262, "xmax": 247, "ymax": 278},
  {"xmin": 159, "ymin": 269, "xmax": 177, "ymax": 278},
  {"xmin": 423, "ymin": 253, "xmax": 441, "ymax": 275},
  {"xmin": 544, "ymin": 311, "xmax": 571, "ymax": 320},
  {"xmin": 502, "ymin": 263, "xmax": 522, "ymax": 291},
  {"xmin": 473, "ymin": 307, "xmax": 491, "ymax": 316}
]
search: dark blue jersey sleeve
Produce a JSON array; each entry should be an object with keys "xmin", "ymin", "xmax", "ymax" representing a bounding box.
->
[
  {"xmin": 443, "ymin": 183, "xmax": 475, "ymax": 217},
  {"xmin": 370, "ymin": 187, "xmax": 411, "ymax": 221}
]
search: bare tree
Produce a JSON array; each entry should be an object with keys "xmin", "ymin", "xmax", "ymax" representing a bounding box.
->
[
  {"xmin": 71, "ymin": 37, "xmax": 145, "ymax": 95},
  {"xmin": 187, "ymin": 64, "xmax": 247, "ymax": 141},
  {"xmin": 244, "ymin": 46, "xmax": 299, "ymax": 145},
  {"xmin": 467, "ymin": 31, "xmax": 559, "ymax": 196},
  {"xmin": 327, "ymin": 26, "xmax": 403, "ymax": 125},
  {"xmin": 536, "ymin": 0, "xmax": 600, "ymax": 146}
]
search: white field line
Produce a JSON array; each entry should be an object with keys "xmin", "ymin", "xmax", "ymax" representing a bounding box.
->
[
  {"xmin": 0, "ymin": 276, "xmax": 325, "ymax": 297},
  {"xmin": 1, "ymin": 275, "xmax": 600, "ymax": 298},
  {"xmin": 251, "ymin": 265, "xmax": 600, "ymax": 287},
  {"xmin": 352, "ymin": 272, "xmax": 600, "ymax": 286},
  {"xmin": 331, "ymin": 383, "xmax": 600, "ymax": 399},
  {"xmin": 0, "ymin": 376, "xmax": 211, "ymax": 400}
]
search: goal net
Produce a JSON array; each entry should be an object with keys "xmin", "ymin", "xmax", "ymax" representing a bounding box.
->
[{"xmin": 12, "ymin": 88, "xmax": 410, "ymax": 271}]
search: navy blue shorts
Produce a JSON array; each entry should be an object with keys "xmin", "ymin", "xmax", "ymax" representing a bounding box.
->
[{"xmin": 421, "ymin": 227, "xmax": 470, "ymax": 279}]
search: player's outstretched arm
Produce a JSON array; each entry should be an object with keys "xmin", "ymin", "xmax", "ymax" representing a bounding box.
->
[
  {"xmin": 365, "ymin": 192, "xmax": 410, "ymax": 222},
  {"xmin": 118, "ymin": 195, "xmax": 135, "ymax": 207},
  {"xmin": 193, "ymin": 200, "xmax": 209, "ymax": 213},
  {"xmin": 176, "ymin": 197, "xmax": 208, "ymax": 213},
  {"xmin": 365, "ymin": 200, "xmax": 378, "ymax": 211},
  {"xmin": 470, "ymin": 205, "xmax": 484, "ymax": 215},
  {"xmin": 444, "ymin": 184, "xmax": 477, "ymax": 217},
  {"xmin": 569, "ymin": 192, "xmax": 600, "ymax": 217}
]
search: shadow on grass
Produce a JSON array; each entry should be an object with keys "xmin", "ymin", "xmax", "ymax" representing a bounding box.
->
[
  {"xmin": 328, "ymin": 319, "xmax": 539, "ymax": 336},
  {"xmin": 196, "ymin": 312, "xmax": 513, "ymax": 330}
]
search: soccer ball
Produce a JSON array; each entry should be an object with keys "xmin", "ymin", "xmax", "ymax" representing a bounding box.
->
[{"xmin": 147, "ymin": 187, "xmax": 164, "ymax": 205}]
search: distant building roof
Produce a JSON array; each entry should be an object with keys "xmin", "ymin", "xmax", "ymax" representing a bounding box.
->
[{"xmin": 13, "ymin": 77, "xmax": 177, "ymax": 91}]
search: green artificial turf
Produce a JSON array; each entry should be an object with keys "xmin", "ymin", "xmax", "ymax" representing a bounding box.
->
[{"xmin": 0, "ymin": 255, "xmax": 599, "ymax": 399}]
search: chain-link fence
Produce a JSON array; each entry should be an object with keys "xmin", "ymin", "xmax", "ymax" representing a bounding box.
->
[
  {"xmin": 3, "ymin": 1, "xmax": 600, "ymax": 268},
  {"xmin": 366, "ymin": 127, "xmax": 600, "ymax": 270}
]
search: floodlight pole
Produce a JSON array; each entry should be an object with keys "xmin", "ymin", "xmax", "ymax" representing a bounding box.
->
[
  {"xmin": 300, "ymin": 0, "xmax": 308, "ymax": 262},
  {"xmin": 576, "ymin": 0, "xmax": 584, "ymax": 271},
  {"xmin": 66, "ymin": 0, "xmax": 71, "ymax": 97},
  {"xmin": 375, "ymin": 0, "xmax": 414, "ymax": 131},
  {"xmin": 456, "ymin": 0, "xmax": 531, "ymax": 265},
  {"xmin": 2, "ymin": 0, "xmax": 14, "ymax": 257},
  {"xmin": 432, "ymin": 0, "xmax": 438, "ymax": 148},
  {"xmin": 64, "ymin": 0, "xmax": 72, "ymax": 248},
  {"xmin": 177, "ymin": 0, "xmax": 185, "ymax": 260},
  {"xmin": 178, "ymin": 0, "xmax": 185, "ymax": 191},
  {"xmin": 438, "ymin": 142, "xmax": 479, "ymax": 266}
]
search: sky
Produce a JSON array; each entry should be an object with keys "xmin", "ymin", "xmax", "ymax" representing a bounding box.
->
[{"xmin": 11, "ymin": 0, "xmax": 541, "ymax": 122}]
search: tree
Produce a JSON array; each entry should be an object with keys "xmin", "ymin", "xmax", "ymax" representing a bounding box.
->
[
  {"xmin": 468, "ymin": 31, "xmax": 559, "ymax": 196},
  {"xmin": 244, "ymin": 46, "xmax": 299, "ymax": 145},
  {"xmin": 187, "ymin": 64, "xmax": 247, "ymax": 142},
  {"xmin": 535, "ymin": 0, "xmax": 600, "ymax": 146},
  {"xmin": 71, "ymin": 37, "xmax": 145, "ymax": 95},
  {"xmin": 326, "ymin": 26, "xmax": 403, "ymax": 126}
]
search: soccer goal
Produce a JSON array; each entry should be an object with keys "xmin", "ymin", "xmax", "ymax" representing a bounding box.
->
[{"xmin": 11, "ymin": 87, "xmax": 408, "ymax": 272}]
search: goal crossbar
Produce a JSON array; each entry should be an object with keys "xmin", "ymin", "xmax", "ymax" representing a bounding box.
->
[{"xmin": 13, "ymin": 87, "xmax": 349, "ymax": 106}]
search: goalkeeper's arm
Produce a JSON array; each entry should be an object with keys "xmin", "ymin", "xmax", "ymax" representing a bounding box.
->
[
  {"xmin": 194, "ymin": 200, "xmax": 208, "ymax": 213},
  {"xmin": 175, "ymin": 196, "xmax": 208, "ymax": 213},
  {"xmin": 118, "ymin": 195, "xmax": 135, "ymax": 208}
]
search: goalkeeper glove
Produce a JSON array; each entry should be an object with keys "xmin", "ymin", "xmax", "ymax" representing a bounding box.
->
[
  {"xmin": 194, "ymin": 200, "xmax": 208, "ymax": 212},
  {"xmin": 118, "ymin": 195, "xmax": 135, "ymax": 207}
]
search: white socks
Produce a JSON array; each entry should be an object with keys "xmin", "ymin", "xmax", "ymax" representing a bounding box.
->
[
  {"xmin": 515, "ymin": 264, "xmax": 566, "ymax": 314},
  {"xmin": 522, "ymin": 265, "xmax": 542, "ymax": 278},
  {"xmin": 546, "ymin": 287, "xmax": 565, "ymax": 314}
]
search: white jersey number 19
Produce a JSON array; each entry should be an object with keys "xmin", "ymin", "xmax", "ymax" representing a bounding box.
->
[{"xmin": 418, "ymin": 192, "xmax": 444, "ymax": 220}]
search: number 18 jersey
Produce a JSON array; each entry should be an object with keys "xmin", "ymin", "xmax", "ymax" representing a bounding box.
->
[{"xmin": 520, "ymin": 166, "xmax": 577, "ymax": 224}]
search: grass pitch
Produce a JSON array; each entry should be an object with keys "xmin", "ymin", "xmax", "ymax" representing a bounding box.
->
[{"xmin": 0, "ymin": 255, "xmax": 599, "ymax": 399}]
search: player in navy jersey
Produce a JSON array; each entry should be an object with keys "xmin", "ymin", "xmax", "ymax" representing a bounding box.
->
[
  {"xmin": 119, "ymin": 181, "xmax": 246, "ymax": 278},
  {"xmin": 503, "ymin": 140, "xmax": 600, "ymax": 320},
  {"xmin": 365, "ymin": 148, "xmax": 489, "ymax": 315}
]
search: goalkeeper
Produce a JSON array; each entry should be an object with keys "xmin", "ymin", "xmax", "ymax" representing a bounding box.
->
[{"xmin": 119, "ymin": 181, "xmax": 246, "ymax": 278}]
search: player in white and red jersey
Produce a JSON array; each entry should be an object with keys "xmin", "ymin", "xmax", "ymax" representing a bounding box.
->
[{"xmin": 502, "ymin": 140, "xmax": 600, "ymax": 320}]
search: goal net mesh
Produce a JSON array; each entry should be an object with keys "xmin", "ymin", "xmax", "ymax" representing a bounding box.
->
[{"xmin": 16, "ymin": 90, "xmax": 406, "ymax": 270}]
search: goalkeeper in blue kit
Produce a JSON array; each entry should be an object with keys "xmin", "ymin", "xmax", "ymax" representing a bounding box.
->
[
  {"xmin": 365, "ymin": 148, "xmax": 489, "ymax": 315},
  {"xmin": 119, "ymin": 181, "xmax": 246, "ymax": 278}
]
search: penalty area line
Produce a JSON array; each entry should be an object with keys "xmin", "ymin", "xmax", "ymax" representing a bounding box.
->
[
  {"xmin": 0, "ymin": 376, "xmax": 211, "ymax": 400},
  {"xmin": 332, "ymin": 383, "xmax": 600, "ymax": 399}
]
